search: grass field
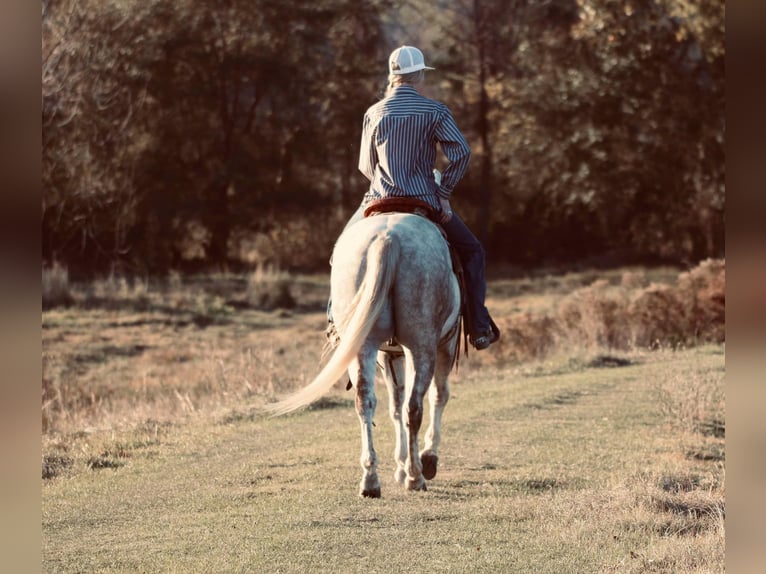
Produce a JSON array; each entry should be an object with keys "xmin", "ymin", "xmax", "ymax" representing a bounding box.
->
[{"xmin": 42, "ymin": 267, "xmax": 725, "ymax": 572}]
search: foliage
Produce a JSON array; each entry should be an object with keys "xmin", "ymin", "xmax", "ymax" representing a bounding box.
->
[
  {"xmin": 415, "ymin": 0, "xmax": 724, "ymax": 264},
  {"xmin": 42, "ymin": 0, "xmax": 724, "ymax": 276},
  {"xmin": 43, "ymin": 0, "xmax": 386, "ymax": 275},
  {"xmin": 42, "ymin": 261, "xmax": 74, "ymax": 309}
]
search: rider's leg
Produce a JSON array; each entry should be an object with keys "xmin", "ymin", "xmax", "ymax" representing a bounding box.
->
[{"xmin": 440, "ymin": 213, "xmax": 499, "ymax": 349}]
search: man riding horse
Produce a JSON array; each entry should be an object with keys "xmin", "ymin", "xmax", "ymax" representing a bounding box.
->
[
  {"xmin": 269, "ymin": 46, "xmax": 500, "ymax": 497},
  {"xmin": 331, "ymin": 45, "xmax": 500, "ymax": 351}
]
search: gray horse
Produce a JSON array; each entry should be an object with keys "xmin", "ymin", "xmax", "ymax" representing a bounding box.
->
[{"xmin": 267, "ymin": 212, "xmax": 460, "ymax": 497}]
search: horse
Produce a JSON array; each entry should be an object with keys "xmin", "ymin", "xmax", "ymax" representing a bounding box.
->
[{"xmin": 266, "ymin": 212, "xmax": 461, "ymax": 498}]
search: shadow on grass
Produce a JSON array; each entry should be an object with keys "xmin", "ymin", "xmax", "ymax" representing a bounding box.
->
[{"xmin": 306, "ymin": 397, "xmax": 354, "ymax": 411}]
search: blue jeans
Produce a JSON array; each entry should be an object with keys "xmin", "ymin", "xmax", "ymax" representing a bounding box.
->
[{"xmin": 441, "ymin": 212, "xmax": 491, "ymax": 336}]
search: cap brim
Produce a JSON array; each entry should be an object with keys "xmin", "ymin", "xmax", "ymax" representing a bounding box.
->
[{"xmin": 391, "ymin": 65, "xmax": 435, "ymax": 74}]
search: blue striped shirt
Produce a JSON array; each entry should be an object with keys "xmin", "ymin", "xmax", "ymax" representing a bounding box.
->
[{"xmin": 358, "ymin": 85, "xmax": 471, "ymax": 213}]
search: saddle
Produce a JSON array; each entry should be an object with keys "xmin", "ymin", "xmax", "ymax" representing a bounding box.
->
[
  {"xmin": 363, "ymin": 197, "xmax": 438, "ymax": 223},
  {"xmin": 361, "ymin": 196, "xmax": 469, "ymax": 372}
]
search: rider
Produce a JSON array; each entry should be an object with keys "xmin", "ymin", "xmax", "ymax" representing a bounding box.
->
[{"xmin": 330, "ymin": 45, "xmax": 499, "ymax": 351}]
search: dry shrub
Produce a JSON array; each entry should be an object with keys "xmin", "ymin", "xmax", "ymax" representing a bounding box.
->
[
  {"xmin": 42, "ymin": 262, "xmax": 74, "ymax": 309},
  {"xmin": 489, "ymin": 260, "xmax": 724, "ymax": 365},
  {"xmin": 629, "ymin": 259, "xmax": 724, "ymax": 348},
  {"xmin": 676, "ymin": 258, "xmax": 725, "ymax": 343},
  {"xmin": 246, "ymin": 264, "xmax": 296, "ymax": 310},
  {"xmin": 556, "ymin": 279, "xmax": 632, "ymax": 350},
  {"xmin": 628, "ymin": 283, "xmax": 688, "ymax": 348},
  {"xmin": 554, "ymin": 260, "xmax": 724, "ymax": 354},
  {"xmin": 492, "ymin": 314, "xmax": 560, "ymax": 363}
]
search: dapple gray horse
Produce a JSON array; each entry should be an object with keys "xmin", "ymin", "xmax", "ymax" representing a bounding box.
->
[{"xmin": 267, "ymin": 212, "xmax": 460, "ymax": 497}]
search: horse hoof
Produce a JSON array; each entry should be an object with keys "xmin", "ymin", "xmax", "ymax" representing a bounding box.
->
[
  {"xmin": 406, "ymin": 477, "xmax": 427, "ymax": 492},
  {"xmin": 421, "ymin": 453, "xmax": 438, "ymax": 480},
  {"xmin": 394, "ymin": 468, "xmax": 407, "ymax": 485},
  {"xmin": 360, "ymin": 487, "xmax": 381, "ymax": 498}
]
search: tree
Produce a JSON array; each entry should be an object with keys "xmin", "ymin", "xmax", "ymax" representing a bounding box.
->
[
  {"xmin": 43, "ymin": 0, "xmax": 387, "ymax": 274},
  {"xmin": 510, "ymin": 0, "xmax": 726, "ymax": 263},
  {"xmin": 404, "ymin": 0, "xmax": 723, "ymax": 265},
  {"xmin": 42, "ymin": 0, "xmax": 724, "ymax": 275},
  {"xmin": 43, "ymin": 0, "xmax": 153, "ymax": 274}
]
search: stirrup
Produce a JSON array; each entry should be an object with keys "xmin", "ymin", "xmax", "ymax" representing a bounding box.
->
[{"xmin": 379, "ymin": 337, "xmax": 403, "ymax": 354}]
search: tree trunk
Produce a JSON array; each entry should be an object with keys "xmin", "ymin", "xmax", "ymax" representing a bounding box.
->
[
  {"xmin": 474, "ymin": 0, "xmax": 492, "ymax": 248},
  {"xmin": 206, "ymin": 182, "xmax": 231, "ymax": 270}
]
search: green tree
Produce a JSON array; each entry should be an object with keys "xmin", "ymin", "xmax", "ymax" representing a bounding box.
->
[
  {"xmin": 396, "ymin": 0, "xmax": 723, "ymax": 265},
  {"xmin": 507, "ymin": 0, "xmax": 725, "ymax": 263},
  {"xmin": 43, "ymin": 0, "xmax": 386, "ymax": 274},
  {"xmin": 42, "ymin": 0, "xmax": 723, "ymax": 275}
]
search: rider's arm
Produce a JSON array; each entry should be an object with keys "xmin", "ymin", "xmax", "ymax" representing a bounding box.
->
[
  {"xmin": 434, "ymin": 106, "xmax": 471, "ymax": 199},
  {"xmin": 358, "ymin": 113, "xmax": 378, "ymax": 182}
]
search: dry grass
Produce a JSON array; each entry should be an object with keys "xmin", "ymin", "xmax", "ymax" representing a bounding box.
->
[
  {"xmin": 245, "ymin": 263, "xmax": 296, "ymax": 310},
  {"xmin": 42, "ymin": 345, "xmax": 725, "ymax": 573},
  {"xmin": 655, "ymin": 358, "xmax": 725, "ymax": 440},
  {"xmin": 41, "ymin": 262, "xmax": 725, "ymax": 470},
  {"xmin": 483, "ymin": 259, "xmax": 724, "ymax": 367},
  {"xmin": 41, "ymin": 261, "xmax": 724, "ymax": 571},
  {"xmin": 42, "ymin": 307, "xmax": 324, "ymax": 434},
  {"xmin": 41, "ymin": 270, "xmax": 329, "ymax": 442}
]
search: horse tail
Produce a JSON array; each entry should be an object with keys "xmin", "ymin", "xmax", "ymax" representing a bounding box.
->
[{"xmin": 266, "ymin": 232, "xmax": 399, "ymax": 416}]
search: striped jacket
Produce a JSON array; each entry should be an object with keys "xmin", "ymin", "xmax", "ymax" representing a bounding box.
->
[{"xmin": 358, "ymin": 85, "xmax": 471, "ymax": 213}]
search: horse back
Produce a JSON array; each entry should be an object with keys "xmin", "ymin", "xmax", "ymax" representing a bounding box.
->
[{"xmin": 332, "ymin": 213, "xmax": 459, "ymax": 349}]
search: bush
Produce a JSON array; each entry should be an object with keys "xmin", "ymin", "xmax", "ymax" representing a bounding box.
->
[
  {"xmin": 556, "ymin": 279, "xmax": 632, "ymax": 350},
  {"xmin": 246, "ymin": 264, "xmax": 296, "ymax": 310},
  {"xmin": 629, "ymin": 259, "xmax": 725, "ymax": 348},
  {"xmin": 490, "ymin": 259, "xmax": 725, "ymax": 365},
  {"xmin": 493, "ymin": 314, "xmax": 560, "ymax": 363},
  {"xmin": 676, "ymin": 259, "xmax": 725, "ymax": 344},
  {"xmin": 42, "ymin": 262, "xmax": 74, "ymax": 309},
  {"xmin": 628, "ymin": 283, "xmax": 689, "ymax": 348}
]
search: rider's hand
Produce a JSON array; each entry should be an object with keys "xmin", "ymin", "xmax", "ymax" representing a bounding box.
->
[{"xmin": 439, "ymin": 198, "xmax": 453, "ymax": 224}]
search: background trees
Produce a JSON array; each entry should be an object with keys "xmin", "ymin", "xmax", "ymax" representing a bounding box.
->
[{"xmin": 42, "ymin": 0, "xmax": 725, "ymax": 277}]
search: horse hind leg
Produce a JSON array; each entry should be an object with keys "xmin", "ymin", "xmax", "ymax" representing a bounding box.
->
[
  {"xmin": 403, "ymin": 350, "xmax": 436, "ymax": 492},
  {"xmin": 380, "ymin": 352, "xmax": 407, "ymax": 486},
  {"xmin": 420, "ymin": 342, "xmax": 454, "ymax": 480},
  {"xmin": 350, "ymin": 350, "xmax": 382, "ymax": 498}
]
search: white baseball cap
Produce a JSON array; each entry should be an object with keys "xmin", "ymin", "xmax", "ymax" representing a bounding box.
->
[{"xmin": 389, "ymin": 46, "xmax": 435, "ymax": 75}]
